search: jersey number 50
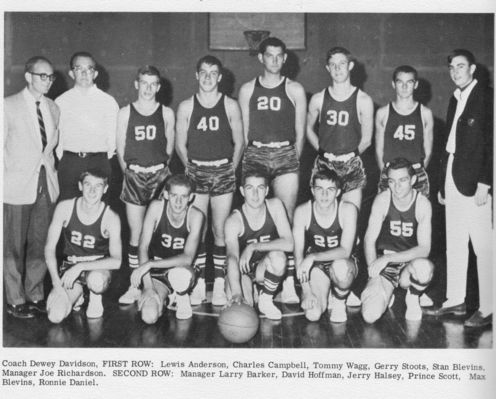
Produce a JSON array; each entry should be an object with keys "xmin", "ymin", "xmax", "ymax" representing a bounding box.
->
[
  {"xmin": 390, "ymin": 221, "xmax": 414, "ymax": 237},
  {"xmin": 70, "ymin": 231, "xmax": 96, "ymax": 249},
  {"xmin": 135, "ymin": 125, "xmax": 157, "ymax": 141},
  {"xmin": 257, "ymin": 96, "xmax": 281, "ymax": 111}
]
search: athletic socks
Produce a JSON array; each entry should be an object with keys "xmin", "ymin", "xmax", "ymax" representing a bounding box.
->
[
  {"xmin": 213, "ymin": 245, "xmax": 226, "ymax": 279},
  {"xmin": 194, "ymin": 243, "xmax": 207, "ymax": 279},
  {"xmin": 128, "ymin": 245, "xmax": 139, "ymax": 269},
  {"xmin": 262, "ymin": 271, "xmax": 283, "ymax": 296}
]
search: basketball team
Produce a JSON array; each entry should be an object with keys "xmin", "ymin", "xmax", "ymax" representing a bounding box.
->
[{"xmin": 4, "ymin": 37, "xmax": 493, "ymax": 331}]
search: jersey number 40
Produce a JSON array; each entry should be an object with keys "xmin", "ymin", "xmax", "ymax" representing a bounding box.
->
[{"xmin": 197, "ymin": 116, "xmax": 219, "ymax": 132}]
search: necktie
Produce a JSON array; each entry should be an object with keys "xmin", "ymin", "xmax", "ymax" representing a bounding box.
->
[{"xmin": 35, "ymin": 101, "xmax": 47, "ymax": 150}]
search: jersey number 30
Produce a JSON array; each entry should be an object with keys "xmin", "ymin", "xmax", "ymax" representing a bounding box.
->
[
  {"xmin": 390, "ymin": 221, "xmax": 414, "ymax": 237},
  {"xmin": 326, "ymin": 110, "xmax": 349, "ymax": 126}
]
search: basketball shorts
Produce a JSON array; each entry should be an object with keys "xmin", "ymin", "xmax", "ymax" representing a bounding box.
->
[
  {"xmin": 379, "ymin": 261, "xmax": 409, "ymax": 288},
  {"xmin": 59, "ymin": 258, "xmax": 111, "ymax": 286},
  {"xmin": 313, "ymin": 255, "xmax": 358, "ymax": 280},
  {"xmin": 186, "ymin": 160, "xmax": 236, "ymax": 196},
  {"xmin": 120, "ymin": 165, "xmax": 169, "ymax": 206},
  {"xmin": 378, "ymin": 164, "xmax": 430, "ymax": 198},
  {"xmin": 312, "ymin": 154, "xmax": 366, "ymax": 192},
  {"xmin": 150, "ymin": 267, "xmax": 197, "ymax": 294},
  {"xmin": 243, "ymin": 251, "xmax": 270, "ymax": 280},
  {"xmin": 242, "ymin": 144, "xmax": 299, "ymax": 180}
]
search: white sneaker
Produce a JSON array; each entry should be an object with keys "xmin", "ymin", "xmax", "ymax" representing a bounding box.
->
[
  {"xmin": 119, "ymin": 286, "xmax": 141, "ymax": 305},
  {"xmin": 405, "ymin": 289, "xmax": 422, "ymax": 321},
  {"xmin": 346, "ymin": 291, "xmax": 362, "ymax": 307},
  {"xmin": 73, "ymin": 294, "xmax": 85, "ymax": 311},
  {"xmin": 258, "ymin": 293, "xmax": 282, "ymax": 320},
  {"xmin": 281, "ymin": 276, "xmax": 299, "ymax": 304},
  {"xmin": 86, "ymin": 292, "xmax": 104, "ymax": 319},
  {"xmin": 190, "ymin": 278, "xmax": 206, "ymax": 306},
  {"xmin": 419, "ymin": 293, "xmax": 434, "ymax": 307},
  {"xmin": 329, "ymin": 296, "xmax": 347, "ymax": 323},
  {"xmin": 175, "ymin": 294, "xmax": 193, "ymax": 320},
  {"xmin": 212, "ymin": 278, "xmax": 228, "ymax": 306}
]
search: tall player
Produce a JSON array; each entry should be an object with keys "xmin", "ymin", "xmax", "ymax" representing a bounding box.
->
[
  {"xmin": 176, "ymin": 55, "xmax": 244, "ymax": 306},
  {"xmin": 44, "ymin": 169, "xmax": 122, "ymax": 323},
  {"xmin": 238, "ymin": 37, "xmax": 307, "ymax": 303},
  {"xmin": 361, "ymin": 158, "xmax": 434, "ymax": 323},
  {"xmin": 375, "ymin": 65, "xmax": 434, "ymax": 197},
  {"xmin": 225, "ymin": 171, "xmax": 294, "ymax": 320},
  {"xmin": 307, "ymin": 46, "xmax": 374, "ymax": 210},
  {"xmin": 293, "ymin": 169, "xmax": 358, "ymax": 323},
  {"xmin": 116, "ymin": 66, "xmax": 175, "ymax": 305},
  {"xmin": 129, "ymin": 174, "xmax": 204, "ymax": 323}
]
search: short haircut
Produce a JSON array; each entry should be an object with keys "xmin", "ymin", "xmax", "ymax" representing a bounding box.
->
[
  {"xmin": 386, "ymin": 157, "xmax": 415, "ymax": 178},
  {"xmin": 79, "ymin": 168, "xmax": 109, "ymax": 185},
  {"xmin": 196, "ymin": 55, "xmax": 223, "ymax": 73},
  {"xmin": 241, "ymin": 169, "xmax": 269, "ymax": 186},
  {"xmin": 136, "ymin": 65, "xmax": 161, "ymax": 81},
  {"xmin": 258, "ymin": 37, "xmax": 286, "ymax": 55},
  {"xmin": 25, "ymin": 56, "xmax": 53, "ymax": 73},
  {"xmin": 392, "ymin": 65, "xmax": 418, "ymax": 82},
  {"xmin": 311, "ymin": 168, "xmax": 342, "ymax": 190},
  {"xmin": 70, "ymin": 51, "xmax": 96, "ymax": 69},
  {"xmin": 448, "ymin": 49, "xmax": 476, "ymax": 66},
  {"xmin": 165, "ymin": 174, "xmax": 194, "ymax": 193},
  {"xmin": 326, "ymin": 46, "xmax": 353, "ymax": 63}
]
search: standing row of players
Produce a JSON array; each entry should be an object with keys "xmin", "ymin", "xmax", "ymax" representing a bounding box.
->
[{"xmin": 42, "ymin": 37, "xmax": 437, "ymax": 326}]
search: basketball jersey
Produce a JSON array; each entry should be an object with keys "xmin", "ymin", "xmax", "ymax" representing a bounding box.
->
[
  {"xmin": 236, "ymin": 203, "xmax": 279, "ymax": 253},
  {"xmin": 124, "ymin": 103, "xmax": 169, "ymax": 167},
  {"xmin": 383, "ymin": 103, "xmax": 424, "ymax": 164},
  {"xmin": 149, "ymin": 200, "xmax": 191, "ymax": 262},
  {"xmin": 318, "ymin": 87, "xmax": 361, "ymax": 154},
  {"xmin": 62, "ymin": 198, "xmax": 109, "ymax": 262},
  {"xmin": 248, "ymin": 77, "xmax": 295, "ymax": 143},
  {"xmin": 304, "ymin": 200, "xmax": 342, "ymax": 254},
  {"xmin": 187, "ymin": 94, "xmax": 233, "ymax": 160},
  {"xmin": 377, "ymin": 191, "xmax": 419, "ymax": 253}
]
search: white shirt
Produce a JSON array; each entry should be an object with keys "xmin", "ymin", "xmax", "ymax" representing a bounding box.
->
[{"xmin": 55, "ymin": 84, "xmax": 119, "ymax": 159}]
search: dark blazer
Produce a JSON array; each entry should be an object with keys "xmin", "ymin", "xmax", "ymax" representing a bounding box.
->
[{"xmin": 440, "ymin": 82, "xmax": 493, "ymax": 197}]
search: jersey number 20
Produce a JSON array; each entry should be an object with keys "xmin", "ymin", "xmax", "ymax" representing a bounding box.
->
[{"xmin": 257, "ymin": 96, "xmax": 281, "ymax": 111}]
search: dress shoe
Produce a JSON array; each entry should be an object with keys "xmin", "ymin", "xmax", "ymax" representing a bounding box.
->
[
  {"xmin": 27, "ymin": 300, "xmax": 47, "ymax": 313},
  {"xmin": 6, "ymin": 304, "xmax": 35, "ymax": 319},
  {"xmin": 464, "ymin": 311, "xmax": 492, "ymax": 328},
  {"xmin": 424, "ymin": 302, "xmax": 466, "ymax": 317}
]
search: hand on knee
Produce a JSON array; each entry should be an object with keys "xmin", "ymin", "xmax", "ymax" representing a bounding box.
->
[
  {"xmin": 168, "ymin": 267, "xmax": 194, "ymax": 294},
  {"xmin": 330, "ymin": 259, "xmax": 354, "ymax": 289}
]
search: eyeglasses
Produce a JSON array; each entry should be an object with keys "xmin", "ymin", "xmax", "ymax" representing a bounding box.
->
[
  {"xmin": 29, "ymin": 72, "xmax": 56, "ymax": 82},
  {"xmin": 73, "ymin": 66, "xmax": 96, "ymax": 74}
]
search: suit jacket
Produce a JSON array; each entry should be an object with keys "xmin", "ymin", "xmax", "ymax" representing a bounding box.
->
[
  {"xmin": 440, "ymin": 82, "xmax": 493, "ymax": 197},
  {"xmin": 3, "ymin": 89, "xmax": 60, "ymax": 204}
]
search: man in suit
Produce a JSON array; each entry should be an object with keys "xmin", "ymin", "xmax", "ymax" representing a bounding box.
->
[
  {"xmin": 426, "ymin": 49, "xmax": 493, "ymax": 328},
  {"xmin": 3, "ymin": 56, "xmax": 60, "ymax": 318}
]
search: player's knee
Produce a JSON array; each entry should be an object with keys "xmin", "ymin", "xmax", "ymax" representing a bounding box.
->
[
  {"xmin": 330, "ymin": 259, "xmax": 355, "ymax": 288},
  {"xmin": 87, "ymin": 271, "xmax": 110, "ymax": 294},
  {"xmin": 361, "ymin": 303, "xmax": 383, "ymax": 324},
  {"xmin": 305, "ymin": 306, "xmax": 323, "ymax": 322},
  {"xmin": 47, "ymin": 291, "xmax": 70, "ymax": 324},
  {"xmin": 168, "ymin": 267, "xmax": 194, "ymax": 293},
  {"xmin": 141, "ymin": 300, "xmax": 160, "ymax": 325},
  {"xmin": 411, "ymin": 258, "xmax": 434, "ymax": 284},
  {"xmin": 267, "ymin": 251, "xmax": 286, "ymax": 275}
]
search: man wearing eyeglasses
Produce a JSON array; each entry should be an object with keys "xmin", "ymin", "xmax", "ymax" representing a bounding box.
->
[
  {"xmin": 3, "ymin": 56, "xmax": 60, "ymax": 318},
  {"xmin": 55, "ymin": 51, "xmax": 119, "ymax": 200}
]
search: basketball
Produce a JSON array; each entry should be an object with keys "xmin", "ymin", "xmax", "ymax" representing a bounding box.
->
[{"xmin": 218, "ymin": 303, "xmax": 259, "ymax": 343}]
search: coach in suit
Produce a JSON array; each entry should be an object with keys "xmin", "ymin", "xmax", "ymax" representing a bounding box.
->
[
  {"xmin": 3, "ymin": 56, "xmax": 60, "ymax": 318},
  {"xmin": 427, "ymin": 49, "xmax": 493, "ymax": 328}
]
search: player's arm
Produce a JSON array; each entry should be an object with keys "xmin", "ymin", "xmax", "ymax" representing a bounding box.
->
[
  {"xmin": 382, "ymin": 196, "xmax": 432, "ymax": 264},
  {"xmin": 225, "ymin": 96, "xmax": 245, "ymax": 168},
  {"xmin": 225, "ymin": 213, "xmax": 243, "ymax": 301},
  {"xmin": 162, "ymin": 106, "xmax": 176, "ymax": 166},
  {"xmin": 374, "ymin": 105, "xmax": 388, "ymax": 171},
  {"xmin": 255, "ymin": 198, "xmax": 294, "ymax": 253},
  {"xmin": 106, "ymin": 99, "xmax": 120, "ymax": 159},
  {"xmin": 237, "ymin": 80, "xmax": 255, "ymax": 145},
  {"xmin": 175, "ymin": 98, "xmax": 193, "ymax": 167},
  {"xmin": 309, "ymin": 202, "xmax": 357, "ymax": 263},
  {"xmin": 474, "ymin": 88, "xmax": 493, "ymax": 206},
  {"xmin": 364, "ymin": 193, "xmax": 388, "ymax": 277},
  {"xmin": 306, "ymin": 92, "xmax": 322, "ymax": 151},
  {"xmin": 44, "ymin": 201, "xmax": 72, "ymax": 288},
  {"xmin": 357, "ymin": 91, "xmax": 374, "ymax": 154},
  {"xmin": 292, "ymin": 203, "xmax": 312, "ymax": 285},
  {"xmin": 115, "ymin": 105, "xmax": 130, "ymax": 172},
  {"xmin": 421, "ymin": 105, "xmax": 434, "ymax": 168},
  {"xmin": 289, "ymin": 80, "xmax": 308, "ymax": 158}
]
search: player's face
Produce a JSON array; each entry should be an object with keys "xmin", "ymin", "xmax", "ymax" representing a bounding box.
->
[
  {"xmin": 135, "ymin": 74, "xmax": 160, "ymax": 101},
  {"xmin": 25, "ymin": 61, "xmax": 55, "ymax": 97},
  {"xmin": 326, "ymin": 53, "xmax": 353, "ymax": 83},
  {"xmin": 70, "ymin": 56, "xmax": 98, "ymax": 88},
  {"xmin": 79, "ymin": 175, "xmax": 107, "ymax": 205},
  {"xmin": 393, "ymin": 72, "xmax": 418, "ymax": 98},
  {"xmin": 241, "ymin": 177, "xmax": 269, "ymax": 209},
  {"xmin": 166, "ymin": 185, "xmax": 192, "ymax": 214},
  {"xmin": 196, "ymin": 63, "xmax": 221, "ymax": 92},
  {"xmin": 449, "ymin": 55, "xmax": 476, "ymax": 89},
  {"xmin": 387, "ymin": 168, "xmax": 415, "ymax": 200},
  {"xmin": 311, "ymin": 179, "xmax": 340, "ymax": 208},
  {"xmin": 259, "ymin": 46, "xmax": 286, "ymax": 74}
]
